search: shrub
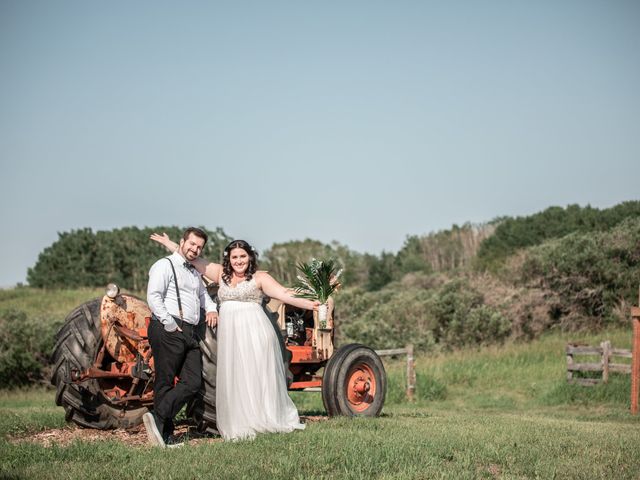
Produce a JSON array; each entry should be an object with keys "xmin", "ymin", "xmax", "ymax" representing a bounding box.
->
[
  {"xmin": 337, "ymin": 277, "xmax": 511, "ymax": 351},
  {"xmin": 518, "ymin": 217, "xmax": 640, "ymax": 328},
  {"xmin": 0, "ymin": 309, "xmax": 62, "ymax": 388},
  {"xmin": 337, "ymin": 287, "xmax": 436, "ymax": 351},
  {"xmin": 427, "ymin": 280, "xmax": 511, "ymax": 347}
]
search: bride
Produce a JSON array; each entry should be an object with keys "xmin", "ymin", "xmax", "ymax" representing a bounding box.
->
[{"xmin": 150, "ymin": 234, "xmax": 318, "ymax": 441}]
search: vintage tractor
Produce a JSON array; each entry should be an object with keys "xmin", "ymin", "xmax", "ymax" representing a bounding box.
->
[{"xmin": 51, "ymin": 283, "xmax": 387, "ymax": 432}]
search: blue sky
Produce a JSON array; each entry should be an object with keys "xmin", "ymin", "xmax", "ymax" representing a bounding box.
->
[{"xmin": 1, "ymin": 1, "xmax": 639, "ymax": 287}]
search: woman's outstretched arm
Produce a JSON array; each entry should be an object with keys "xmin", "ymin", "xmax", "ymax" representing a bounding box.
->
[
  {"xmin": 149, "ymin": 232, "xmax": 222, "ymax": 281},
  {"xmin": 256, "ymin": 271, "xmax": 319, "ymax": 311}
]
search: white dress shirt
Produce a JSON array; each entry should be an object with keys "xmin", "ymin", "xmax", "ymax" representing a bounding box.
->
[{"xmin": 147, "ymin": 251, "xmax": 217, "ymax": 332}]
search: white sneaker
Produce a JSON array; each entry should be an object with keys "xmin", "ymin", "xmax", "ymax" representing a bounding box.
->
[
  {"xmin": 143, "ymin": 412, "xmax": 165, "ymax": 448},
  {"xmin": 166, "ymin": 436, "xmax": 185, "ymax": 449}
]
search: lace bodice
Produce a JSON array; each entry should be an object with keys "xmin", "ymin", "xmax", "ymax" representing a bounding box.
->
[{"xmin": 218, "ymin": 277, "xmax": 263, "ymax": 304}]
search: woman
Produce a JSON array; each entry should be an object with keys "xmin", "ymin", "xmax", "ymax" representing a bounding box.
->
[{"xmin": 150, "ymin": 234, "xmax": 318, "ymax": 441}]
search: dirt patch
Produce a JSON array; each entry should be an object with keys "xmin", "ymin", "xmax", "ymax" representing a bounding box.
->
[{"xmin": 9, "ymin": 415, "xmax": 328, "ymax": 448}]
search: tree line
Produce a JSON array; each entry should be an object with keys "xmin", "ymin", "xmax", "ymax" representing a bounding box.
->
[
  {"xmin": 27, "ymin": 226, "xmax": 232, "ymax": 291},
  {"xmin": 474, "ymin": 201, "xmax": 640, "ymax": 271},
  {"xmin": 26, "ymin": 201, "xmax": 640, "ymax": 294},
  {"xmin": 26, "ymin": 224, "xmax": 497, "ymax": 292}
]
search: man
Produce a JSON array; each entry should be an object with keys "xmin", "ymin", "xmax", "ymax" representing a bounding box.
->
[{"xmin": 143, "ymin": 227, "xmax": 218, "ymax": 447}]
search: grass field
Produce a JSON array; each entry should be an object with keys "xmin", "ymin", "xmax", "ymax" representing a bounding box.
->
[
  {"xmin": 0, "ymin": 287, "xmax": 117, "ymax": 319},
  {"xmin": 1, "ymin": 324, "xmax": 639, "ymax": 479}
]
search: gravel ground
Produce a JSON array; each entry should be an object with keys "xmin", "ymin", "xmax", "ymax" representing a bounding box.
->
[{"xmin": 8, "ymin": 415, "xmax": 328, "ymax": 447}]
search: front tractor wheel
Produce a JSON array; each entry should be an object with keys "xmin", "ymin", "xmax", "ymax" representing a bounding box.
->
[{"xmin": 322, "ymin": 344, "xmax": 387, "ymax": 417}]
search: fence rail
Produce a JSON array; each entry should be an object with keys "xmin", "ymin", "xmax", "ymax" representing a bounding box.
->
[
  {"xmin": 376, "ymin": 344, "xmax": 416, "ymax": 401},
  {"xmin": 566, "ymin": 340, "xmax": 631, "ymax": 386}
]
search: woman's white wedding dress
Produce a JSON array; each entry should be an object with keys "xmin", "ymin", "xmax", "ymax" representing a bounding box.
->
[{"xmin": 216, "ymin": 277, "xmax": 305, "ymax": 441}]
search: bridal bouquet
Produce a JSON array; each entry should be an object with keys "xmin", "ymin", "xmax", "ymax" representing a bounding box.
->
[{"xmin": 293, "ymin": 259, "xmax": 342, "ymax": 329}]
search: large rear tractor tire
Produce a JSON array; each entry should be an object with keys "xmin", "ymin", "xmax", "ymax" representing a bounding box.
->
[
  {"xmin": 50, "ymin": 299, "xmax": 147, "ymax": 429},
  {"xmin": 322, "ymin": 344, "xmax": 387, "ymax": 417},
  {"xmin": 187, "ymin": 325, "xmax": 218, "ymax": 435}
]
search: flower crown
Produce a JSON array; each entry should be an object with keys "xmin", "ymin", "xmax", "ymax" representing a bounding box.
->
[{"xmin": 223, "ymin": 245, "xmax": 256, "ymax": 257}]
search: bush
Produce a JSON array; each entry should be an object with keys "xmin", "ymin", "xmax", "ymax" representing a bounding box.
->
[
  {"xmin": 337, "ymin": 287, "xmax": 436, "ymax": 351},
  {"xmin": 427, "ymin": 280, "xmax": 511, "ymax": 347},
  {"xmin": 518, "ymin": 217, "xmax": 640, "ymax": 328},
  {"xmin": 337, "ymin": 277, "xmax": 511, "ymax": 351},
  {"xmin": 0, "ymin": 309, "xmax": 62, "ymax": 388}
]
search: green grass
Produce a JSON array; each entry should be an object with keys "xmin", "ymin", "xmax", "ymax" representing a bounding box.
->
[
  {"xmin": 1, "ymin": 397, "xmax": 638, "ymax": 479},
  {"xmin": 2, "ymin": 328, "xmax": 639, "ymax": 479},
  {"xmin": 0, "ymin": 388, "xmax": 66, "ymax": 438},
  {"xmin": 0, "ymin": 287, "xmax": 106, "ymax": 320}
]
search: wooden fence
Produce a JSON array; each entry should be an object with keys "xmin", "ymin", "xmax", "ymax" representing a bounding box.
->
[
  {"xmin": 376, "ymin": 344, "xmax": 416, "ymax": 401},
  {"xmin": 566, "ymin": 340, "xmax": 631, "ymax": 386}
]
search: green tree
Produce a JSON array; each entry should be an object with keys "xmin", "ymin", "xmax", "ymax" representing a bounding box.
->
[
  {"xmin": 475, "ymin": 201, "xmax": 640, "ymax": 272},
  {"xmin": 396, "ymin": 223, "xmax": 493, "ymax": 275},
  {"xmin": 27, "ymin": 226, "xmax": 232, "ymax": 290},
  {"xmin": 261, "ymin": 239, "xmax": 364, "ymax": 287},
  {"xmin": 364, "ymin": 252, "xmax": 397, "ymax": 291}
]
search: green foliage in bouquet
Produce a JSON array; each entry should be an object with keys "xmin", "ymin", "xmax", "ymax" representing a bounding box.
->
[{"xmin": 293, "ymin": 259, "xmax": 342, "ymax": 304}]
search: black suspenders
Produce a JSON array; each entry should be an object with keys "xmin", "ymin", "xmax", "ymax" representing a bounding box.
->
[{"xmin": 165, "ymin": 257, "xmax": 184, "ymax": 321}]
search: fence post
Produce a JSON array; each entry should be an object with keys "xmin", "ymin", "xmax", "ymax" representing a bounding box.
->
[
  {"xmin": 632, "ymin": 303, "xmax": 640, "ymax": 415},
  {"xmin": 566, "ymin": 346, "xmax": 574, "ymax": 383},
  {"xmin": 601, "ymin": 340, "xmax": 611, "ymax": 384},
  {"xmin": 405, "ymin": 344, "xmax": 416, "ymax": 401}
]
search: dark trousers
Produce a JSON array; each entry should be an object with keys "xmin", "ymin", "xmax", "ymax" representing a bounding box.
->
[{"xmin": 148, "ymin": 315, "xmax": 204, "ymax": 440}]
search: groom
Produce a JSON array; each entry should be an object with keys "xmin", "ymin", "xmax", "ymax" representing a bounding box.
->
[{"xmin": 143, "ymin": 227, "xmax": 218, "ymax": 447}]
